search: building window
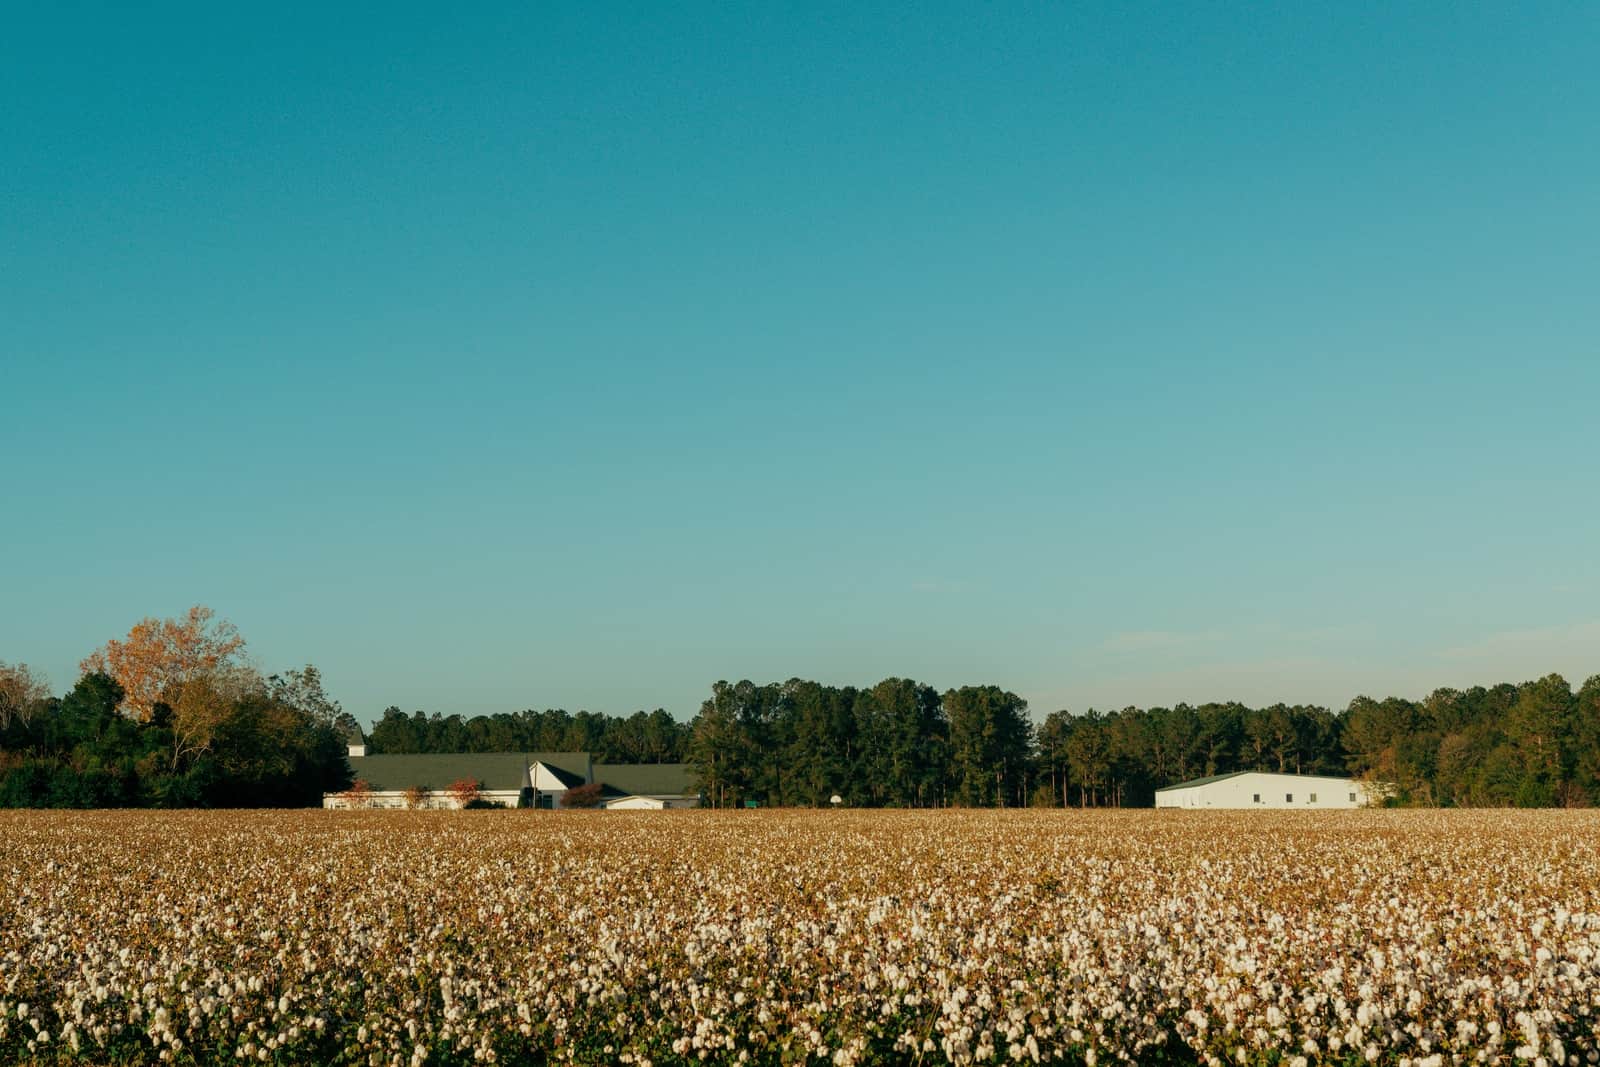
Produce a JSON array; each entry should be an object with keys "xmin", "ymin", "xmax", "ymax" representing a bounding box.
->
[
  {"xmin": 1285, "ymin": 794, "xmax": 1293, "ymax": 803},
  {"xmin": 1252, "ymin": 794, "xmax": 1260, "ymax": 803},
  {"xmin": 1309, "ymin": 793, "xmax": 1318, "ymax": 802},
  {"xmin": 1349, "ymin": 792, "xmax": 1357, "ymax": 802}
]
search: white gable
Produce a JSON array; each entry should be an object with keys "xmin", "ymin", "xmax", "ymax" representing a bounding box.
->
[{"xmin": 530, "ymin": 761, "xmax": 577, "ymax": 792}]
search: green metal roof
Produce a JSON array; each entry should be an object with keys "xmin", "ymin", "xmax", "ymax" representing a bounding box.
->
[
  {"xmin": 1154, "ymin": 771, "xmax": 1250, "ymax": 793},
  {"xmin": 349, "ymin": 752, "xmax": 589, "ymax": 792},
  {"xmin": 346, "ymin": 753, "xmax": 691, "ymax": 796},
  {"xmin": 592, "ymin": 762, "xmax": 697, "ymax": 797}
]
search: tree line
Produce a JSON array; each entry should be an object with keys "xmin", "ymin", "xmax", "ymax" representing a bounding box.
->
[
  {"xmin": 0, "ymin": 667, "xmax": 351, "ymax": 807},
  {"xmin": 366, "ymin": 706, "xmax": 689, "ymax": 763},
  {"xmin": 677, "ymin": 673, "xmax": 1600, "ymax": 809},
  {"xmin": 0, "ymin": 608, "xmax": 350, "ymax": 807},
  {"xmin": 5, "ymin": 606, "xmax": 1598, "ymax": 808}
]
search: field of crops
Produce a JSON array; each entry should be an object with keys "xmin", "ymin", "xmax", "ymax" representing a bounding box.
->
[{"xmin": 2, "ymin": 810, "xmax": 1598, "ymax": 1066}]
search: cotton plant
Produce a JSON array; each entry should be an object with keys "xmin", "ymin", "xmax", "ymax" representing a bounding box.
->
[{"xmin": 0, "ymin": 809, "xmax": 1596, "ymax": 1066}]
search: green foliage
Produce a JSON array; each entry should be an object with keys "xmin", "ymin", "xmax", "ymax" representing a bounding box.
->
[
  {"xmin": 945, "ymin": 686, "xmax": 1031, "ymax": 807},
  {"xmin": 682, "ymin": 672, "xmax": 1600, "ymax": 809},
  {"xmin": 367, "ymin": 705, "xmax": 689, "ymax": 762},
  {"xmin": 561, "ymin": 782, "xmax": 604, "ymax": 808},
  {"xmin": 0, "ymin": 668, "xmax": 351, "ymax": 809},
  {"xmin": 6, "ymin": 659, "xmax": 1596, "ymax": 809}
]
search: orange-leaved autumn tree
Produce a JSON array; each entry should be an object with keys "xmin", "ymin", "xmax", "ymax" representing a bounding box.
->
[
  {"xmin": 341, "ymin": 779, "xmax": 374, "ymax": 806},
  {"xmin": 446, "ymin": 777, "xmax": 482, "ymax": 807},
  {"xmin": 80, "ymin": 606, "xmax": 248, "ymax": 723}
]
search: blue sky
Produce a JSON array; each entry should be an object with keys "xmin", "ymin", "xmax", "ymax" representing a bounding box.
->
[{"xmin": 4, "ymin": 3, "xmax": 1598, "ymax": 725}]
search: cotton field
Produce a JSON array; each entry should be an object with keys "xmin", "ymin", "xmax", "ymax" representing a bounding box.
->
[{"xmin": 1, "ymin": 811, "xmax": 1597, "ymax": 1067}]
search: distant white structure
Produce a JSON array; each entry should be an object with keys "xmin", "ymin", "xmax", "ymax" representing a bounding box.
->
[
  {"xmin": 1155, "ymin": 771, "xmax": 1378, "ymax": 810},
  {"xmin": 603, "ymin": 794, "xmax": 701, "ymax": 810}
]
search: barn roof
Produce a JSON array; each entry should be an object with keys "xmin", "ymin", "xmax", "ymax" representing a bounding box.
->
[
  {"xmin": 1156, "ymin": 770, "xmax": 1362, "ymax": 793},
  {"xmin": 1154, "ymin": 771, "xmax": 1250, "ymax": 793},
  {"xmin": 348, "ymin": 753, "xmax": 590, "ymax": 792},
  {"xmin": 593, "ymin": 762, "xmax": 696, "ymax": 798}
]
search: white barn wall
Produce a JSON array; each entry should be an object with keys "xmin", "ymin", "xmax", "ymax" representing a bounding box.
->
[
  {"xmin": 603, "ymin": 795, "xmax": 701, "ymax": 810},
  {"xmin": 530, "ymin": 763, "xmax": 577, "ymax": 792},
  {"xmin": 324, "ymin": 789, "xmax": 523, "ymax": 810},
  {"xmin": 1155, "ymin": 772, "xmax": 1375, "ymax": 810}
]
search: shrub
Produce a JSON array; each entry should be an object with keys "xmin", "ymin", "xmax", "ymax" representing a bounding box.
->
[
  {"xmin": 562, "ymin": 782, "xmax": 603, "ymax": 808},
  {"xmin": 446, "ymin": 777, "xmax": 482, "ymax": 808},
  {"xmin": 340, "ymin": 779, "xmax": 374, "ymax": 808}
]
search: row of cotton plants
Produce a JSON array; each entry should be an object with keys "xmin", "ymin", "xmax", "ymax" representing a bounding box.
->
[{"xmin": 0, "ymin": 810, "xmax": 1597, "ymax": 1066}]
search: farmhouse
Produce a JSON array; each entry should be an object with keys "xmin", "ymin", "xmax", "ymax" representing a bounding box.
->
[
  {"xmin": 323, "ymin": 752, "xmax": 699, "ymax": 810},
  {"xmin": 1154, "ymin": 771, "xmax": 1378, "ymax": 810}
]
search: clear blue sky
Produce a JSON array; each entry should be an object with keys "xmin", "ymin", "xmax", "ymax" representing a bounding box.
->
[{"xmin": 5, "ymin": 3, "xmax": 1598, "ymax": 726}]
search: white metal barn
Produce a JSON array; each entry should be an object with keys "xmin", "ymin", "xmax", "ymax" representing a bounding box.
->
[
  {"xmin": 1154, "ymin": 771, "xmax": 1376, "ymax": 809},
  {"xmin": 603, "ymin": 794, "xmax": 701, "ymax": 810}
]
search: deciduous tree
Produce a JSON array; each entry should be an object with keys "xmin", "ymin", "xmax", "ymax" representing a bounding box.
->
[
  {"xmin": 0, "ymin": 662, "xmax": 50, "ymax": 730},
  {"xmin": 446, "ymin": 777, "xmax": 481, "ymax": 807},
  {"xmin": 561, "ymin": 782, "xmax": 603, "ymax": 808},
  {"xmin": 80, "ymin": 606, "xmax": 248, "ymax": 723},
  {"xmin": 265, "ymin": 665, "xmax": 342, "ymax": 726}
]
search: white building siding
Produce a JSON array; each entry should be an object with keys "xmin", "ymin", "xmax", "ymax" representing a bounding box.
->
[
  {"xmin": 530, "ymin": 762, "xmax": 578, "ymax": 792},
  {"xmin": 1155, "ymin": 772, "xmax": 1374, "ymax": 810},
  {"xmin": 323, "ymin": 789, "xmax": 523, "ymax": 810},
  {"xmin": 603, "ymin": 794, "xmax": 701, "ymax": 810}
]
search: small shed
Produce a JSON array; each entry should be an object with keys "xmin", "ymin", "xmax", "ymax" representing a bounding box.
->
[
  {"xmin": 603, "ymin": 794, "xmax": 701, "ymax": 810},
  {"xmin": 593, "ymin": 763, "xmax": 700, "ymax": 810}
]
